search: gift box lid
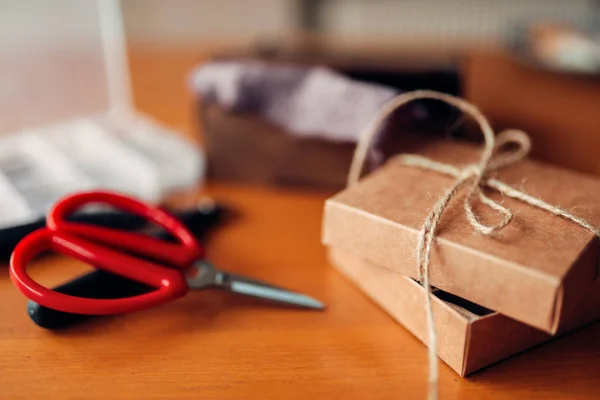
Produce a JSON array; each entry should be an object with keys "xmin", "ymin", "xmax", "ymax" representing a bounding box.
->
[{"xmin": 322, "ymin": 134, "xmax": 600, "ymax": 334}]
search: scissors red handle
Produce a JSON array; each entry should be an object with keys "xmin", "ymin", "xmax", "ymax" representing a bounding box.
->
[{"xmin": 9, "ymin": 191, "xmax": 204, "ymax": 315}]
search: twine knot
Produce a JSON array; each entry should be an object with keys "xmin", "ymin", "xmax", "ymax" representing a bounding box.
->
[{"xmin": 398, "ymin": 128, "xmax": 532, "ymax": 238}]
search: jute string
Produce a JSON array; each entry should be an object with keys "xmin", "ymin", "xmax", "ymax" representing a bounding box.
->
[{"xmin": 346, "ymin": 90, "xmax": 600, "ymax": 400}]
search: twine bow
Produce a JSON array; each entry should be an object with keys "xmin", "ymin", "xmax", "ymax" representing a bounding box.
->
[{"xmin": 347, "ymin": 90, "xmax": 600, "ymax": 400}]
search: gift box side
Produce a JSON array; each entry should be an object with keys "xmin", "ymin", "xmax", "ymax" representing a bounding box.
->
[
  {"xmin": 327, "ymin": 247, "xmax": 471, "ymax": 376},
  {"xmin": 552, "ymin": 237, "xmax": 599, "ymax": 332},
  {"xmin": 463, "ymin": 313, "xmax": 550, "ymax": 375},
  {"xmin": 465, "ymin": 266, "xmax": 600, "ymax": 374},
  {"xmin": 328, "ymin": 247, "xmax": 600, "ymax": 377},
  {"xmin": 554, "ymin": 269, "xmax": 600, "ymax": 334}
]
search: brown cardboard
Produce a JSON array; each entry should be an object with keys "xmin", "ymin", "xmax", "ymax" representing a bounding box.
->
[
  {"xmin": 200, "ymin": 105, "xmax": 459, "ymax": 190},
  {"xmin": 328, "ymin": 247, "xmax": 600, "ymax": 376},
  {"xmin": 195, "ymin": 43, "xmax": 465, "ymax": 190},
  {"xmin": 322, "ymin": 136, "xmax": 600, "ymax": 333},
  {"xmin": 201, "ymin": 105, "xmax": 357, "ymax": 189}
]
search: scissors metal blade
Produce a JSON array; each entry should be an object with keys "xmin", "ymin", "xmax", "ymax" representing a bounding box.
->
[
  {"xmin": 228, "ymin": 275, "xmax": 325, "ymax": 310},
  {"xmin": 186, "ymin": 261, "xmax": 325, "ymax": 310}
]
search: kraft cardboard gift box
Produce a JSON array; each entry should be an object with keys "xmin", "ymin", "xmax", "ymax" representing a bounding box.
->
[
  {"xmin": 327, "ymin": 248, "xmax": 600, "ymax": 376},
  {"xmin": 322, "ymin": 135, "xmax": 600, "ymax": 334}
]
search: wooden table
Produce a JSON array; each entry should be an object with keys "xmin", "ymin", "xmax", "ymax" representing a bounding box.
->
[{"xmin": 1, "ymin": 46, "xmax": 599, "ymax": 400}]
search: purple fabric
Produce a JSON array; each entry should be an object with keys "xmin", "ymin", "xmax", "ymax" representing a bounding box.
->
[{"xmin": 191, "ymin": 61, "xmax": 400, "ymax": 143}]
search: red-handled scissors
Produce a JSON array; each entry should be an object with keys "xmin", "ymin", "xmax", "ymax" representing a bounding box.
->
[{"xmin": 9, "ymin": 191, "xmax": 324, "ymax": 315}]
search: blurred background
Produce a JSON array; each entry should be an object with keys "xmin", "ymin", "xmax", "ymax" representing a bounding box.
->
[
  {"xmin": 1, "ymin": 0, "xmax": 600, "ymax": 232},
  {"xmin": 119, "ymin": 0, "xmax": 599, "ymax": 187},
  {"xmin": 122, "ymin": 0, "xmax": 597, "ymax": 48},
  {"xmin": 121, "ymin": 0, "xmax": 600, "ymax": 174}
]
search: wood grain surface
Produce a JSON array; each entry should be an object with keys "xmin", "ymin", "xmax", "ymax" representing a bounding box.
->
[{"xmin": 0, "ymin": 46, "xmax": 599, "ymax": 400}]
